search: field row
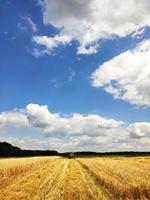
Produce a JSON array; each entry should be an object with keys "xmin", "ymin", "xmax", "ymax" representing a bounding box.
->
[{"xmin": 0, "ymin": 156, "xmax": 150, "ymax": 200}]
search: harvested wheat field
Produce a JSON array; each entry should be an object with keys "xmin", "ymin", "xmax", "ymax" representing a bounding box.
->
[{"xmin": 0, "ymin": 156, "xmax": 150, "ymax": 200}]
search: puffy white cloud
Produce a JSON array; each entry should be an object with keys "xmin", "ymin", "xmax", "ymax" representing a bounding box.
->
[
  {"xmin": 0, "ymin": 104, "xmax": 150, "ymax": 151},
  {"xmin": 33, "ymin": 35, "xmax": 72, "ymax": 54},
  {"xmin": 1, "ymin": 127, "xmax": 150, "ymax": 152},
  {"xmin": 0, "ymin": 104, "xmax": 123, "ymax": 137},
  {"xmin": 91, "ymin": 39, "xmax": 150, "ymax": 106},
  {"xmin": 0, "ymin": 111, "xmax": 29, "ymax": 128},
  {"xmin": 128, "ymin": 122, "xmax": 150, "ymax": 138},
  {"xmin": 25, "ymin": 104, "xmax": 123, "ymax": 137},
  {"xmin": 34, "ymin": 0, "xmax": 150, "ymax": 54},
  {"xmin": 26, "ymin": 104, "xmax": 58, "ymax": 129}
]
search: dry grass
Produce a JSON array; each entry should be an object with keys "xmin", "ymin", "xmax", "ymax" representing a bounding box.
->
[
  {"xmin": 0, "ymin": 157, "xmax": 59, "ymax": 194},
  {"xmin": 63, "ymin": 159, "xmax": 112, "ymax": 200},
  {"xmin": 0, "ymin": 157, "xmax": 57, "ymax": 177},
  {"xmin": 0, "ymin": 156, "xmax": 150, "ymax": 200},
  {"xmin": 77, "ymin": 156, "xmax": 150, "ymax": 200}
]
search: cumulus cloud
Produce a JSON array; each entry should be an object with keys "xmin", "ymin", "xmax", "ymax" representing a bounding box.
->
[
  {"xmin": 0, "ymin": 104, "xmax": 150, "ymax": 151},
  {"xmin": 91, "ymin": 39, "xmax": 150, "ymax": 106},
  {"xmin": 34, "ymin": 0, "xmax": 150, "ymax": 54},
  {"xmin": 0, "ymin": 111, "xmax": 29, "ymax": 128},
  {"xmin": 0, "ymin": 104, "xmax": 123, "ymax": 137},
  {"xmin": 128, "ymin": 122, "xmax": 150, "ymax": 138},
  {"xmin": 26, "ymin": 104, "xmax": 124, "ymax": 137}
]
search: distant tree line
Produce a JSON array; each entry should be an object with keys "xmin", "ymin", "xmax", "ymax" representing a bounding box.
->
[
  {"xmin": 67, "ymin": 151, "xmax": 150, "ymax": 157},
  {"xmin": 0, "ymin": 142, "xmax": 58, "ymax": 157},
  {"xmin": 62, "ymin": 151, "xmax": 150, "ymax": 158},
  {"xmin": 0, "ymin": 142, "xmax": 150, "ymax": 157}
]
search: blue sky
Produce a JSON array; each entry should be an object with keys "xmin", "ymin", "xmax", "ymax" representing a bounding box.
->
[{"xmin": 0, "ymin": 0, "xmax": 150, "ymax": 151}]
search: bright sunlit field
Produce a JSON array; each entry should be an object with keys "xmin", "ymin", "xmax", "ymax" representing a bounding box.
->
[{"xmin": 0, "ymin": 156, "xmax": 150, "ymax": 200}]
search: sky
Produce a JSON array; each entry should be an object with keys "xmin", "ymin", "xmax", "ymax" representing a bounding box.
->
[{"xmin": 0, "ymin": 0, "xmax": 150, "ymax": 152}]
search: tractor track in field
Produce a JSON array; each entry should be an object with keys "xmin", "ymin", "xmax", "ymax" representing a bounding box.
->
[
  {"xmin": 0, "ymin": 158, "xmax": 113, "ymax": 200},
  {"xmin": 75, "ymin": 159, "xmax": 113, "ymax": 200},
  {"xmin": 76, "ymin": 159, "xmax": 114, "ymax": 200},
  {"xmin": 0, "ymin": 156, "xmax": 150, "ymax": 200},
  {"xmin": 33, "ymin": 158, "xmax": 69, "ymax": 200},
  {"xmin": 76, "ymin": 158, "xmax": 150, "ymax": 200},
  {"xmin": 35, "ymin": 158, "xmax": 112, "ymax": 200}
]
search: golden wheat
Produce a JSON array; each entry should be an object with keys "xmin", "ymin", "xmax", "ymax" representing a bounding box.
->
[
  {"xmin": 0, "ymin": 156, "xmax": 149, "ymax": 200},
  {"xmin": 77, "ymin": 156, "xmax": 150, "ymax": 200}
]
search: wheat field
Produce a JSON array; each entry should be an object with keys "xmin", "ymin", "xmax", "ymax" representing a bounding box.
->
[{"xmin": 0, "ymin": 156, "xmax": 150, "ymax": 200}]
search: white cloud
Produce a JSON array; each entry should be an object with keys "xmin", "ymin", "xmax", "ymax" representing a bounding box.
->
[
  {"xmin": 131, "ymin": 27, "xmax": 145, "ymax": 39},
  {"xmin": 128, "ymin": 122, "xmax": 150, "ymax": 138},
  {"xmin": 34, "ymin": 0, "xmax": 150, "ymax": 54},
  {"xmin": 25, "ymin": 16, "xmax": 38, "ymax": 32},
  {"xmin": 0, "ymin": 115, "xmax": 6, "ymax": 129},
  {"xmin": 0, "ymin": 104, "xmax": 150, "ymax": 151},
  {"xmin": 0, "ymin": 104, "xmax": 123, "ymax": 137},
  {"xmin": 32, "ymin": 48, "xmax": 51, "ymax": 57},
  {"xmin": 91, "ymin": 39, "xmax": 150, "ymax": 106},
  {"xmin": 33, "ymin": 35, "xmax": 72, "ymax": 53},
  {"xmin": 0, "ymin": 111, "xmax": 29, "ymax": 128},
  {"xmin": 25, "ymin": 104, "xmax": 123, "ymax": 137},
  {"xmin": 0, "ymin": 136, "xmax": 52, "ymax": 150}
]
